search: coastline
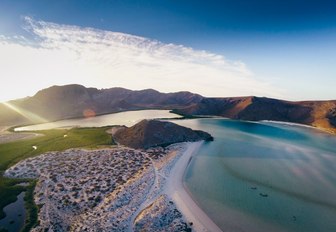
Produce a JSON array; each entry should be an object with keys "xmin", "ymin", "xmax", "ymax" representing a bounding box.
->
[
  {"xmin": 0, "ymin": 126, "xmax": 42, "ymax": 144},
  {"xmin": 164, "ymin": 141, "xmax": 222, "ymax": 232},
  {"xmin": 260, "ymin": 120, "xmax": 336, "ymax": 135},
  {"xmin": 260, "ymin": 120, "xmax": 319, "ymax": 129}
]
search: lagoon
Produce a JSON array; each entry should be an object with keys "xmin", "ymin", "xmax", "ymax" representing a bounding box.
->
[
  {"xmin": 173, "ymin": 118, "xmax": 336, "ymax": 232},
  {"xmin": 15, "ymin": 110, "xmax": 180, "ymax": 131}
]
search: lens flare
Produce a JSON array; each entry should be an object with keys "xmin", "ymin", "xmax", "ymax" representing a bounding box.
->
[{"xmin": 83, "ymin": 109, "xmax": 96, "ymax": 118}]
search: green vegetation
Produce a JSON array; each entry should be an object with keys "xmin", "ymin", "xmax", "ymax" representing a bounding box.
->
[
  {"xmin": 0, "ymin": 127, "xmax": 112, "ymax": 231},
  {"xmin": 21, "ymin": 180, "xmax": 38, "ymax": 232}
]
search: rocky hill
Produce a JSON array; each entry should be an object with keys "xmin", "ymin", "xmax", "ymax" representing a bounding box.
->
[
  {"xmin": 113, "ymin": 120, "xmax": 213, "ymax": 149},
  {"xmin": 0, "ymin": 84, "xmax": 335, "ymax": 134}
]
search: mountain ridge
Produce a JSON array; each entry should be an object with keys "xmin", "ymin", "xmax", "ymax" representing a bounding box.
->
[{"xmin": 1, "ymin": 84, "xmax": 335, "ymax": 134}]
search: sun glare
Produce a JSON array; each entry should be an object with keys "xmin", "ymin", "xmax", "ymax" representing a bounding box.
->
[{"xmin": 2, "ymin": 102, "xmax": 49, "ymax": 123}]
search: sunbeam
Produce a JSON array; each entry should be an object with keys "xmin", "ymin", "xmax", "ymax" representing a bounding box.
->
[{"xmin": 2, "ymin": 102, "xmax": 49, "ymax": 125}]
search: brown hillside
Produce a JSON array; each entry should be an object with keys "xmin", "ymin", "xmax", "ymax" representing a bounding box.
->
[
  {"xmin": 113, "ymin": 120, "xmax": 213, "ymax": 149},
  {"xmin": 0, "ymin": 84, "xmax": 335, "ymax": 134}
]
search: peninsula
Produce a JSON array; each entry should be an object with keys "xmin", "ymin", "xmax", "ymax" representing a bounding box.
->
[{"xmin": 3, "ymin": 120, "xmax": 217, "ymax": 231}]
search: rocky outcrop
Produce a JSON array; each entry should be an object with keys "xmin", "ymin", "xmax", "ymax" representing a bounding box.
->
[
  {"xmin": 327, "ymin": 108, "xmax": 336, "ymax": 127},
  {"xmin": 113, "ymin": 120, "xmax": 213, "ymax": 149}
]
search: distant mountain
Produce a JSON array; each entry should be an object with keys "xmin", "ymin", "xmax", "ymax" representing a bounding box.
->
[
  {"xmin": 174, "ymin": 96, "xmax": 336, "ymax": 133},
  {"xmin": 0, "ymin": 84, "xmax": 202, "ymax": 126},
  {"xmin": 0, "ymin": 84, "xmax": 335, "ymax": 134},
  {"xmin": 113, "ymin": 119, "xmax": 213, "ymax": 149}
]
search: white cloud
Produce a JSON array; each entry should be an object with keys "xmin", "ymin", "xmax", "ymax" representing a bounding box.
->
[{"xmin": 0, "ymin": 17, "xmax": 282, "ymax": 102}]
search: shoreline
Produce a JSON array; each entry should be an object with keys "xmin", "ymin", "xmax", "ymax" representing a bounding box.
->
[
  {"xmin": 164, "ymin": 141, "xmax": 222, "ymax": 232},
  {"xmin": 260, "ymin": 120, "xmax": 320, "ymax": 130},
  {"xmin": 0, "ymin": 126, "xmax": 42, "ymax": 144},
  {"xmin": 260, "ymin": 120, "xmax": 336, "ymax": 135}
]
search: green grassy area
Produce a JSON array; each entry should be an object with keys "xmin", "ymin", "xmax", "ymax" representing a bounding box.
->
[
  {"xmin": 21, "ymin": 180, "xmax": 38, "ymax": 232},
  {"xmin": 0, "ymin": 127, "xmax": 112, "ymax": 231}
]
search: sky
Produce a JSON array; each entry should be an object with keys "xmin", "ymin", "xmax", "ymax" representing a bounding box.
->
[{"xmin": 0, "ymin": 0, "xmax": 336, "ymax": 102}]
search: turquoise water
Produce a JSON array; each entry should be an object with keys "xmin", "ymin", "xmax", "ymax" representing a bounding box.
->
[{"xmin": 174, "ymin": 118, "xmax": 336, "ymax": 232}]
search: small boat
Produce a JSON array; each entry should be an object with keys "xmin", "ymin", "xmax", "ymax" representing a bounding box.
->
[{"xmin": 259, "ymin": 193, "xmax": 268, "ymax": 197}]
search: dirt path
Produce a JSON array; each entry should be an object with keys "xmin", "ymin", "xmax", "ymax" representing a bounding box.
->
[{"xmin": 127, "ymin": 156, "xmax": 158, "ymax": 232}]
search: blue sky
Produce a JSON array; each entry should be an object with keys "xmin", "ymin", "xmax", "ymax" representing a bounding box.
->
[{"xmin": 0, "ymin": 0, "xmax": 336, "ymax": 101}]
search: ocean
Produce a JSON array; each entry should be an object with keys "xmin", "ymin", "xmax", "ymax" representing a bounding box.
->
[{"xmin": 173, "ymin": 118, "xmax": 336, "ymax": 232}]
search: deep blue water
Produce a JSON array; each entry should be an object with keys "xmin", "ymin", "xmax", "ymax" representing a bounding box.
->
[{"xmin": 174, "ymin": 118, "xmax": 336, "ymax": 232}]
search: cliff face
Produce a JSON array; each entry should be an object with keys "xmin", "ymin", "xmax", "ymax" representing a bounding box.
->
[
  {"xmin": 113, "ymin": 120, "xmax": 213, "ymax": 149},
  {"xmin": 0, "ymin": 84, "xmax": 335, "ymax": 134}
]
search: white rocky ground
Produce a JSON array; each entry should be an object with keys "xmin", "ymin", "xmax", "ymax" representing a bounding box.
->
[
  {"xmin": 134, "ymin": 194, "xmax": 190, "ymax": 232},
  {"xmin": 5, "ymin": 144, "xmax": 193, "ymax": 232}
]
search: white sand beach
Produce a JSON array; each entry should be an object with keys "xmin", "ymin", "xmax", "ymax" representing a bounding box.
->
[{"xmin": 164, "ymin": 141, "xmax": 223, "ymax": 232}]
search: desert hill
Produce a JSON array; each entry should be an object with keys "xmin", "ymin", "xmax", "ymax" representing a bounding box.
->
[{"xmin": 113, "ymin": 120, "xmax": 213, "ymax": 149}]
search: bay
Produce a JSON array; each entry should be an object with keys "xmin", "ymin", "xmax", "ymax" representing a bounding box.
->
[
  {"xmin": 174, "ymin": 118, "xmax": 336, "ymax": 232},
  {"xmin": 15, "ymin": 110, "xmax": 179, "ymax": 131}
]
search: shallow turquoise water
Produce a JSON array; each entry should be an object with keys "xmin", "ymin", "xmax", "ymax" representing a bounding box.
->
[{"xmin": 174, "ymin": 119, "xmax": 336, "ymax": 232}]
